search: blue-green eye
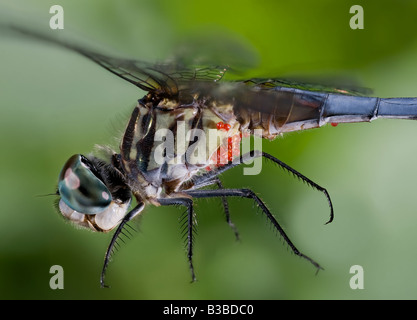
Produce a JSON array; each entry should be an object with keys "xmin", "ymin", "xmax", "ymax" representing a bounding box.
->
[{"xmin": 58, "ymin": 154, "xmax": 112, "ymax": 214}]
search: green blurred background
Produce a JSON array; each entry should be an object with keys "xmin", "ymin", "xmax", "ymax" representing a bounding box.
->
[{"xmin": 1, "ymin": 0, "xmax": 417, "ymax": 299}]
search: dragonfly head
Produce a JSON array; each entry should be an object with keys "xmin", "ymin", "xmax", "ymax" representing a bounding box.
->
[{"xmin": 57, "ymin": 154, "xmax": 132, "ymax": 232}]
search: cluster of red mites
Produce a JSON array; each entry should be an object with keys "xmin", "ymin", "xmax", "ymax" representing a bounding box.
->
[
  {"xmin": 205, "ymin": 122, "xmax": 242, "ymax": 171},
  {"xmin": 205, "ymin": 121, "xmax": 338, "ymax": 170}
]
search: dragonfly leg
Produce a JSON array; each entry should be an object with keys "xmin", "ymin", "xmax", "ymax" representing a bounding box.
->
[
  {"xmin": 100, "ymin": 202, "xmax": 144, "ymax": 288},
  {"xmin": 261, "ymin": 152, "xmax": 334, "ymax": 224},
  {"xmin": 158, "ymin": 197, "xmax": 197, "ymax": 282},
  {"xmin": 185, "ymin": 188, "xmax": 323, "ymax": 272},
  {"xmin": 191, "ymin": 150, "xmax": 334, "ymax": 224},
  {"xmin": 214, "ymin": 179, "xmax": 240, "ymax": 241},
  {"xmin": 185, "ymin": 177, "xmax": 240, "ymax": 241}
]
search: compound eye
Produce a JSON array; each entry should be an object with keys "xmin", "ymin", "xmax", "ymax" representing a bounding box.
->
[{"xmin": 58, "ymin": 154, "xmax": 112, "ymax": 214}]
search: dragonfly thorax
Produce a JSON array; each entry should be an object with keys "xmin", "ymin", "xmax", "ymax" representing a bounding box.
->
[{"xmin": 117, "ymin": 95, "xmax": 242, "ymax": 199}]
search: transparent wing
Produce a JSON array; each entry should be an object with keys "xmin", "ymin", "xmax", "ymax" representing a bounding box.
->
[
  {"xmin": 6, "ymin": 25, "xmax": 228, "ymax": 98},
  {"xmin": 76, "ymin": 50, "xmax": 228, "ymax": 97},
  {"xmin": 6, "ymin": 25, "xmax": 367, "ymax": 98}
]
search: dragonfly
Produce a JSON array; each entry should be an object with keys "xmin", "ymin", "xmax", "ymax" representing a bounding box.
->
[{"xmin": 10, "ymin": 27, "xmax": 417, "ymax": 287}]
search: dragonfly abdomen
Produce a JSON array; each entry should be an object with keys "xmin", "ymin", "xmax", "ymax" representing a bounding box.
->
[
  {"xmin": 232, "ymin": 86, "xmax": 417, "ymax": 140},
  {"xmin": 322, "ymin": 95, "xmax": 417, "ymax": 122}
]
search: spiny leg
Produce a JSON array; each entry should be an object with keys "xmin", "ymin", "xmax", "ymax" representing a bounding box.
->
[
  {"xmin": 101, "ymin": 202, "xmax": 144, "ymax": 288},
  {"xmin": 214, "ymin": 179, "xmax": 240, "ymax": 241},
  {"xmin": 191, "ymin": 150, "xmax": 334, "ymax": 224},
  {"xmin": 184, "ymin": 176, "xmax": 240, "ymax": 241},
  {"xmin": 185, "ymin": 188, "xmax": 323, "ymax": 272},
  {"xmin": 158, "ymin": 197, "xmax": 197, "ymax": 282},
  {"xmin": 261, "ymin": 152, "xmax": 334, "ymax": 224}
]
